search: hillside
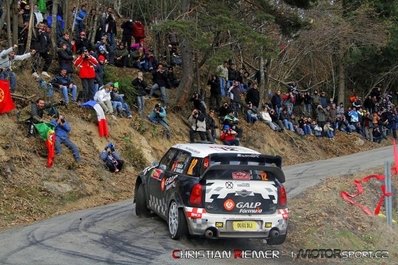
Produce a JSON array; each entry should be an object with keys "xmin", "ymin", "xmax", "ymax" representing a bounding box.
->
[{"xmin": 0, "ymin": 66, "xmax": 391, "ymax": 230}]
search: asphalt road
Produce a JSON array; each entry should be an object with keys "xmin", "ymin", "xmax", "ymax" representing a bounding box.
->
[{"xmin": 0, "ymin": 145, "xmax": 394, "ymax": 265}]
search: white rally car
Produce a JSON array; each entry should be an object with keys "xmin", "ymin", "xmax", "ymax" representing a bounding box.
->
[{"xmin": 134, "ymin": 144, "xmax": 288, "ymax": 244}]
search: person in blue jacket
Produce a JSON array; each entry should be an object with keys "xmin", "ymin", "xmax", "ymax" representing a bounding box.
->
[{"xmin": 50, "ymin": 115, "xmax": 81, "ymax": 162}]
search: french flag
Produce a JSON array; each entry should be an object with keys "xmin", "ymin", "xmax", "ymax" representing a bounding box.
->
[{"xmin": 81, "ymin": 100, "xmax": 109, "ymax": 137}]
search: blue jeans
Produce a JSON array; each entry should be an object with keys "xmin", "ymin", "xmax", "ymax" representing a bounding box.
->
[
  {"xmin": 136, "ymin": 96, "xmax": 145, "ymax": 116},
  {"xmin": 55, "ymin": 137, "xmax": 80, "ymax": 162},
  {"xmin": 283, "ymin": 119, "xmax": 294, "ymax": 131},
  {"xmin": 60, "ymin": 85, "xmax": 77, "ymax": 104},
  {"xmin": 150, "ymin": 83, "xmax": 168, "ymax": 105},
  {"xmin": 303, "ymin": 124, "xmax": 312, "ymax": 135},
  {"xmin": 112, "ymin": 101, "xmax": 132, "ymax": 116},
  {"xmin": 219, "ymin": 77, "xmax": 227, "ymax": 97},
  {"xmin": 0, "ymin": 70, "xmax": 16, "ymax": 92}
]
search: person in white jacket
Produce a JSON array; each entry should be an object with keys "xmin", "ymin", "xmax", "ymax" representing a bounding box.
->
[
  {"xmin": 0, "ymin": 45, "xmax": 36, "ymax": 92},
  {"xmin": 94, "ymin": 83, "xmax": 113, "ymax": 114},
  {"xmin": 258, "ymin": 106, "xmax": 282, "ymax": 131}
]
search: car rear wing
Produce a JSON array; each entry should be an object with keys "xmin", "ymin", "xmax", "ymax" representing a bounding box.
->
[
  {"xmin": 209, "ymin": 153, "xmax": 283, "ymax": 168},
  {"xmin": 201, "ymin": 164, "xmax": 286, "ymax": 184}
]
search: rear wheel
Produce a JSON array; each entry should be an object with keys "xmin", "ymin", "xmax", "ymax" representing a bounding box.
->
[
  {"xmin": 135, "ymin": 184, "xmax": 150, "ymax": 217},
  {"xmin": 266, "ymin": 232, "xmax": 287, "ymax": 245},
  {"xmin": 168, "ymin": 201, "xmax": 188, "ymax": 240}
]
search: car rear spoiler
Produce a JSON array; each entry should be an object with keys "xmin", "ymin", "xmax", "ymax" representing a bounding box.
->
[
  {"xmin": 209, "ymin": 154, "xmax": 283, "ymax": 168},
  {"xmin": 202, "ymin": 164, "xmax": 286, "ymax": 184}
]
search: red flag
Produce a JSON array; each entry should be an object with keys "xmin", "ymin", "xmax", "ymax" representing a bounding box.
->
[
  {"xmin": 392, "ymin": 139, "xmax": 398, "ymax": 175},
  {"xmin": 0, "ymin": 80, "xmax": 15, "ymax": 114}
]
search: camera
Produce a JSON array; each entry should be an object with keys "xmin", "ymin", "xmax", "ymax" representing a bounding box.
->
[
  {"xmin": 84, "ymin": 54, "xmax": 89, "ymax": 59},
  {"xmin": 60, "ymin": 118, "xmax": 65, "ymax": 123}
]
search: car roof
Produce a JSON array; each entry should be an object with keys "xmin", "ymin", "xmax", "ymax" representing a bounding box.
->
[{"xmin": 172, "ymin": 143, "xmax": 261, "ymax": 158}]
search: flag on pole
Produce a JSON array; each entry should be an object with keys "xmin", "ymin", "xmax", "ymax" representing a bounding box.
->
[
  {"xmin": 81, "ymin": 100, "xmax": 109, "ymax": 137},
  {"xmin": 0, "ymin": 80, "xmax": 15, "ymax": 114},
  {"xmin": 34, "ymin": 122, "xmax": 56, "ymax": 167}
]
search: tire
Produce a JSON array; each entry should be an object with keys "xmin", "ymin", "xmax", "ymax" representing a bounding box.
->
[
  {"xmin": 266, "ymin": 232, "xmax": 287, "ymax": 245},
  {"xmin": 135, "ymin": 184, "xmax": 150, "ymax": 217},
  {"xmin": 168, "ymin": 201, "xmax": 188, "ymax": 240}
]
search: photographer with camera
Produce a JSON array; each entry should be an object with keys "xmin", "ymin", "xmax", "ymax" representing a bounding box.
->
[
  {"xmin": 73, "ymin": 47, "xmax": 99, "ymax": 101},
  {"xmin": 100, "ymin": 143, "xmax": 124, "ymax": 173},
  {"xmin": 147, "ymin": 103, "xmax": 171, "ymax": 138},
  {"xmin": 50, "ymin": 115, "xmax": 81, "ymax": 163},
  {"xmin": 188, "ymin": 109, "xmax": 207, "ymax": 143}
]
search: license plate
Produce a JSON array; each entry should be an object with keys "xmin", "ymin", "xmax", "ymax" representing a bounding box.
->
[{"xmin": 232, "ymin": 221, "xmax": 258, "ymax": 231}]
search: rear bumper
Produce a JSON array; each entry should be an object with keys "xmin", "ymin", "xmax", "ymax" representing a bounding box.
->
[{"xmin": 184, "ymin": 207, "xmax": 288, "ymax": 238}]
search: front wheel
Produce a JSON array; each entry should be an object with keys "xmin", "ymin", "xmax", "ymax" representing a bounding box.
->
[
  {"xmin": 168, "ymin": 201, "xmax": 188, "ymax": 240},
  {"xmin": 135, "ymin": 184, "xmax": 150, "ymax": 217}
]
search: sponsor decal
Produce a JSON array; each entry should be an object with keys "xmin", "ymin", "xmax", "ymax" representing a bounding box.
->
[
  {"xmin": 232, "ymin": 171, "xmax": 251, "ymax": 180},
  {"xmin": 278, "ymin": 208, "xmax": 289, "ymax": 219},
  {"xmin": 185, "ymin": 207, "xmax": 207, "ymax": 219},
  {"xmin": 235, "ymin": 189, "xmax": 253, "ymax": 197},
  {"xmin": 161, "ymin": 177, "xmax": 166, "ymax": 191},
  {"xmin": 215, "ymin": 222, "xmax": 224, "ymax": 228},
  {"xmin": 151, "ymin": 168, "xmax": 164, "ymax": 180},
  {"xmin": 164, "ymin": 175, "xmax": 178, "ymax": 191},
  {"xmin": 224, "ymin": 199, "xmax": 235, "ymax": 211},
  {"xmin": 236, "ymin": 202, "xmax": 262, "ymax": 214},
  {"xmin": 237, "ymin": 154, "xmax": 260, "ymax": 158},
  {"xmin": 187, "ymin": 158, "xmax": 198, "ymax": 175},
  {"xmin": 225, "ymin": 182, "xmax": 234, "ymax": 189},
  {"xmin": 237, "ymin": 183, "xmax": 250, "ymax": 188}
]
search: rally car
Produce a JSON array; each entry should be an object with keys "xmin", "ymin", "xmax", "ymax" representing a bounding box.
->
[{"xmin": 134, "ymin": 144, "xmax": 288, "ymax": 244}]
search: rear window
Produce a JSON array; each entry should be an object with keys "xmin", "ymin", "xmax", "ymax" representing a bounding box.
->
[{"xmin": 204, "ymin": 168, "xmax": 276, "ymax": 181}]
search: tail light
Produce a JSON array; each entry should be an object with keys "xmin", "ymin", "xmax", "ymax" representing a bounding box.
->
[
  {"xmin": 189, "ymin": 183, "xmax": 203, "ymax": 206},
  {"xmin": 277, "ymin": 185, "xmax": 287, "ymax": 208}
]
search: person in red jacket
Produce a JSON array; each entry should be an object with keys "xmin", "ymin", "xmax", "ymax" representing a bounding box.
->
[{"xmin": 73, "ymin": 47, "xmax": 98, "ymax": 101}]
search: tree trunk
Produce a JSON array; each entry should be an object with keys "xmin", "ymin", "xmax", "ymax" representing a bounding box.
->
[
  {"xmin": 0, "ymin": 0, "xmax": 6, "ymax": 32},
  {"xmin": 12, "ymin": 0, "xmax": 19, "ymax": 46},
  {"xmin": 175, "ymin": 0, "xmax": 193, "ymax": 107},
  {"xmin": 6, "ymin": 0, "xmax": 11, "ymax": 47},
  {"xmin": 259, "ymin": 55, "xmax": 265, "ymax": 103},
  {"xmin": 337, "ymin": 52, "xmax": 345, "ymax": 106},
  {"xmin": 25, "ymin": 0, "xmax": 36, "ymax": 51},
  {"xmin": 90, "ymin": 5, "xmax": 100, "ymax": 45},
  {"xmin": 51, "ymin": 0, "xmax": 59, "ymax": 53},
  {"xmin": 64, "ymin": 0, "xmax": 70, "ymax": 33}
]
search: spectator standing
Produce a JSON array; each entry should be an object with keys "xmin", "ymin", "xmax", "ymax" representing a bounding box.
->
[
  {"xmin": 75, "ymin": 31, "xmax": 92, "ymax": 54},
  {"xmin": 208, "ymin": 75, "xmax": 221, "ymax": 110},
  {"xmin": 121, "ymin": 19, "xmax": 134, "ymax": 50},
  {"xmin": 0, "ymin": 45, "xmax": 35, "ymax": 93},
  {"xmin": 104, "ymin": 7, "xmax": 117, "ymax": 48},
  {"xmin": 216, "ymin": 61, "xmax": 228, "ymax": 97},
  {"xmin": 57, "ymin": 42, "xmax": 74, "ymax": 74},
  {"xmin": 74, "ymin": 4, "xmax": 87, "ymax": 36},
  {"xmin": 188, "ymin": 109, "xmax": 207, "ymax": 143},
  {"xmin": 74, "ymin": 47, "xmax": 98, "ymax": 101},
  {"xmin": 132, "ymin": 71, "xmax": 147, "ymax": 117},
  {"xmin": 31, "ymin": 22, "xmax": 52, "ymax": 78},
  {"xmin": 245, "ymin": 82, "xmax": 260, "ymax": 108},
  {"xmin": 149, "ymin": 63, "xmax": 168, "ymax": 106}
]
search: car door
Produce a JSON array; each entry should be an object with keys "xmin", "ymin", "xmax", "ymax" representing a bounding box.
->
[
  {"xmin": 148, "ymin": 148, "xmax": 178, "ymax": 216},
  {"xmin": 161, "ymin": 150, "xmax": 192, "ymax": 210}
]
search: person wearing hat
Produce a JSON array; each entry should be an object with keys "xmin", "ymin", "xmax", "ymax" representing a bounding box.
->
[{"xmin": 73, "ymin": 47, "xmax": 99, "ymax": 101}]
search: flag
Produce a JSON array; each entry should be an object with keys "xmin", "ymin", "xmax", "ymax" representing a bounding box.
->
[
  {"xmin": 38, "ymin": 0, "xmax": 47, "ymax": 13},
  {"xmin": 0, "ymin": 80, "xmax": 15, "ymax": 114},
  {"xmin": 392, "ymin": 139, "xmax": 398, "ymax": 175},
  {"xmin": 34, "ymin": 123, "xmax": 56, "ymax": 167},
  {"xmin": 81, "ymin": 100, "xmax": 109, "ymax": 137}
]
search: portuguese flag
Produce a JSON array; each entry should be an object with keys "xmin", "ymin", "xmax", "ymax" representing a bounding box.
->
[
  {"xmin": 34, "ymin": 122, "xmax": 56, "ymax": 168},
  {"xmin": 0, "ymin": 80, "xmax": 15, "ymax": 114}
]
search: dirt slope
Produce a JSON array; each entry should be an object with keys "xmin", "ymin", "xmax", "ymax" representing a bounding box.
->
[{"xmin": 0, "ymin": 67, "xmax": 391, "ymax": 230}]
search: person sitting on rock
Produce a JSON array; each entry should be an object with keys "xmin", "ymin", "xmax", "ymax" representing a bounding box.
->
[
  {"xmin": 94, "ymin": 83, "xmax": 113, "ymax": 114},
  {"xmin": 100, "ymin": 143, "xmax": 124, "ymax": 173}
]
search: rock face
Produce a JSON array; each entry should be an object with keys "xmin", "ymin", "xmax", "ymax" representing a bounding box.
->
[
  {"xmin": 354, "ymin": 138, "xmax": 365, "ymax": 146},
  {"xmin": 43, "ymin": 181, "xmax": 74, "ymax": 195}
]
